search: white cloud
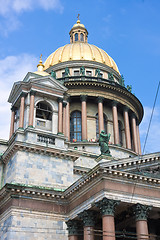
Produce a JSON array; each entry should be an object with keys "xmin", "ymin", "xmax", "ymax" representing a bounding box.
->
[
  {"xmin": 0, "ymin": 54, "xmax": 37, "ymax": 140},
  {"xmin": 140, "ymin": 106, "xmax": 160, "ymax": 154},
  {"xmin": 0, "ymin": 0, "xmax": 63, "ymax": 35}
]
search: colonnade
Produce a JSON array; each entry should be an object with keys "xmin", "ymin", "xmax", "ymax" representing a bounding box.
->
[
  {"xmin": 9, "ymin": 91, "xmax": 36, "ymax": 138},
  {"xmin": 9, "ymin": 92, "xmax": 141, "ymax": 155},
  {"xmin": 66, "ymin": 198, "xmax": 151, "ymax": 240},
  {"xmin": 58, "ymin": 95, "xmax": 141, "ymax": 154}
]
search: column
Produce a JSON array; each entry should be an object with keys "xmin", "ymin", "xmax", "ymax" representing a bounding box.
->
[
  {"xmin": 66, "ymin": 98, "xmax": 70, "ymax": 141},
  {"xmin": 123, "ymin": 106, "xmax": 131, "ymax": 149},
  {"xmin": 98, "ymin": 97, "xmax": 104, "ymax": 133},
  {"xmin": 133, "ymin": 203, "xmax": 152, "ymax": 240},
  {"xmin": 112, "ymin": 101, "xmax": 119, "ymax": 145},
  {"xmin": 28, "ymin": 90, "xmax": 36, "ymax": 127},
  {"xmin": 131, "ymin": 113, "xmax": 138, "ymax": 153},
  {"xmin": 19, "ymin": 93, "xmax": 26, "ymax": 129},
  {"xmin": 78, "ymin": 210, "xmax": 96, "ymax": 240},
  {"xmin": 95, "ymin": 198, "xmax": 120, "ymax": 240},
  {"xmin": 137, "ymin": 124, "xmax": 142, "ymax": 155},
  {"xmin": 63, "ymin": 102, "xmax": 67, "ymax": 135},
  {"xmin": 80, "ymin": 95, "xmax": 88, "ymax": 141},
  {"xmin": 58, "ymin": 98, "xmax": 63, "ymax": 133},
  {"xmin": 66, "ymin": 220, "xmax": 80, "ymax": 240},
  {"xmin": 9, "ymin": 107, "xmax": 16, "ymax": 138}
]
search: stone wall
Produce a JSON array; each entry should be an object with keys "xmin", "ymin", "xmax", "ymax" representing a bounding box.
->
[
  {"xmin": 3, "ymin": 151, "xmax": 74, "ymax": 190},
  {"xmin": 0, "ymin": 209, "xmax": 68, "ymax": 240}
]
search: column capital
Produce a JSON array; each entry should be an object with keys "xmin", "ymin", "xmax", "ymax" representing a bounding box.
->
[
  {"xmin": 133, "ymin": 203, "xmax": 152, "ymax": 221},
  {"xmin": 66, "ymin": 220, "xmax": 80, "ymax": 236},
  {"xmin": 80, "ymin": 95, "xmax": 87, "ymax": 102},
  {"xmin": 63, "ymin": 102, "xmax": 67, "ymax": 107},
  {"xmin": 123, "ymin": 106, "xmax": 130, "ymax": 112},
  {"xmin": 58, "ymin": 97, "xmax": 63, "ymax": 103},
  {"xmin": 131, "ymin": 112, "xmax": 137, "ymax": 119},
  {"xmin": 95, "ymin": 198, "xmax": 120, "ymax": 216},
  {"xmin": 30, "ymin": 90, "xmax": 36, "ymax": 96},
  {"xmin": 78, "ymin": 210, "xmax": 96, "ymax": 227},
  {"xmin": 112, "ymin": 100, "xmax": 118, "ymax": 107},
  {"xmin": 11, "ymin": 106, "xmax": 17, "ymax": 112},
  {"xmin": 20, "ymin": 92, "xmax": 27, "ymax": 98},
  {"xmin": 97, "ymin": 96, "xmax": 104, "ymax": 103},
  {"xmin": 66, "ymin": 96, "xmax": 71, "ymax": 102}
]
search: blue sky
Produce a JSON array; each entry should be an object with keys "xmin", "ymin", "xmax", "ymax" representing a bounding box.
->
[{"xmin": 0, "ymin": 0, "xmax": 160, "ymax": 154}]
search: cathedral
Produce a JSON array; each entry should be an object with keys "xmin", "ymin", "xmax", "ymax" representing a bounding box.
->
[{"xmin": 0, "ymin": 18, "xmax": 160, "ymax": 240}]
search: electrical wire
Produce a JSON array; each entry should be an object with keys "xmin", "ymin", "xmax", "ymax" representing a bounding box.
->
[{"xmin": 142, "ymin": 81, "xmax": 160, "ymax": 155}]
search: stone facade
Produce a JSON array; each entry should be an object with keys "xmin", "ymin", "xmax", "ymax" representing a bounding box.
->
[{"xmin": 0, "ymin": 19, "xmax": 159, "ymax": 240}]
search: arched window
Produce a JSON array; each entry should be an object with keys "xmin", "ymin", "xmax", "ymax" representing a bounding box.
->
[
  {"xmin": 75, "ymin": 33, "xmax": 78, "ymax": 42},
  {"xmin": 118, "ymin": 120, "xmax": 123, "ymax": 146},
  {"xmin": 80, "ymin": 33, "xmax": 84, "ymax": 41},
  {"xmin": 36, "ymin": 102, "xmax": 52, "ymax": 120},
  {"xmin": 96, "ymin": 113, "xmax": 108, "ymax": 139},
  {"xmin": 36, "ymin": 101, "xmax": 52, "ymax": 130},
  {"xmin": 70, "ymin": 111, "xmax": 81, "ymax": 142}
]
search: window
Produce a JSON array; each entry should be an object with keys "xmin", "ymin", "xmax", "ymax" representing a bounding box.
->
[
  {"xmin": 74, "ymin": 70, "xmax": 80, "ymax": 76},
  {"xmin": 86, "ymin": 71, "xmax": 92, "ymax": 76},
  {"xmin": 62, "ymin": 72, "xmax": 65, "ymax": 77},
  {"xmin": 118, "ymin": 120, "xmax": 123, "ymax": 146},
  {"xmin": 75, "ymin": 33, "xmax": 78, "ymax": 42},
  {"xmin": 80, "ymin": 33, "xmax": 84, "ymax": 41},
  {"xmin": 70, "ymin": 111, "xmax": 82, "ymax": 142},
  {"xmin": 96, "ymin": 113, "xmax": 108, "ymax": 139},
  {"xmin": 36, "ymin": 102, "xmax": 52, "ymax": 121}
]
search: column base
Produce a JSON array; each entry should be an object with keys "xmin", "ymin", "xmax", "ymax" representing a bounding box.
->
[
  {"xmin": 96, "ymin": 154, "xmax": 114, "ymax": 163},
  {"xmin": 18, "ymin": 127, "xmax": 24, "ymax": 130},
  {"xmin": 28, "ymin": 125, "xmax": 34, "ymax": 128}
]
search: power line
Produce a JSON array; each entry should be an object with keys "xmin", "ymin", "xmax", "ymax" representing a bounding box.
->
[{"xmin": 142, "ymin": 81, "xmax": 160, "ymax": 154}]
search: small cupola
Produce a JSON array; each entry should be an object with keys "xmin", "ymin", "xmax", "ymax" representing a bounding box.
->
[{"xmin": 69, "ymin": 15, "xmax": 88, "ymax": 43}]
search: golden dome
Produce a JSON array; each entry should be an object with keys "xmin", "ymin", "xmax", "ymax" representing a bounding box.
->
[{"xmin": 44, "ymin": 42, "xmax": 119, "ymax": 73}]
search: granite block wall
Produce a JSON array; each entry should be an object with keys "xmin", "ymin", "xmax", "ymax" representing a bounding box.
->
[
  {"xmin": 3, "ymin": 151, "xmax": 74, "ymax": 189},
  {"xmin": 0, "ymin": 209, "xmax": 68, "ymax": 240}
]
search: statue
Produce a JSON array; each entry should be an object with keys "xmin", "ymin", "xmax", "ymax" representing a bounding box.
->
[
  {"xmin": 99, "ymin": 130, "xmax": 111, "ymax": 156},
  {"xmin": 80, "ymin": 66, "xmax": 85, "ymax": 76},
  {"xmin": 127, "ymin": 85, "xmax": 132, "ymax": 92},
  {"xmin": 120, "ymin": 75, "xmax": 125, "ymax": 87},
  {"xmin": 108, "ymin": 72, "xmax": 114, "ymax": 81},
  {"xmin": 65, "ymin": 67, "xmax": 70, "ymax": 77},
  {"xmin": 51, "ymin": 70, "xmax": 56, "ymax": 79},
  {"xmin": 95, "ymin": 68, "xmax": 101, "ymax": 77}
]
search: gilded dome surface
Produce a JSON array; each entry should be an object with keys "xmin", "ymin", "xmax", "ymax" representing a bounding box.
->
[{"xmin": 44, "ymin": 42, "xmax": 119, "ymax": 73}]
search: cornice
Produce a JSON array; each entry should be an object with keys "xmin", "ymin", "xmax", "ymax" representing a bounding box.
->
[
  {"xmin": 1, "ymin": 141, "xmax": 79, "ymax": 164},
  {"xmin": 45, "ymin": 60, "xmax": 121, "ymax": 80},
  {"xmin": 65, "ymin": 81, "xmax": 143, "ymax": 122}
]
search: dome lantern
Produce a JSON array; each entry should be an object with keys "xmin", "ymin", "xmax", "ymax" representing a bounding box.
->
[{"xmin": 69, "ymin": 15, "xmax": 88, "ymax": 43}]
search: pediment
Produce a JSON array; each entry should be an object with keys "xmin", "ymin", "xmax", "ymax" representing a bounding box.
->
[{"xmin": 30, "ymin": 76, "xmax": 67, "ymax": 92}]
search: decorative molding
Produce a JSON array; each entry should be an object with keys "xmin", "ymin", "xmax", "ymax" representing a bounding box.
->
[
  {"xmin": 78, "ymin": 210, "xmax": 96, "ymax": 226},
  {"xmin": 95, "ymin": 197, "xmax": 120, "ymax": 216},
  {"xmin": 97, "ymin": 96, "xmax": 104, "ymax": 103},
  {"xmin": 58, "ymin": 97, "xmax": 63, "ymax": 103},
  {"xmin": 66, "ymin": 220, "xmax": 81, "ymax": 236},
  {"xmin": 133, "ymin": 203, "xmax": 152, "ymax": 221},
  {"xmin": 80, "ymin": 95, "xmax": 88, "ymax": 102}
]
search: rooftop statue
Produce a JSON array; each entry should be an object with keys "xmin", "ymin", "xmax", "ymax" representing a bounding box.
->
[
  {"xmin": 120, "ymin": 74, "xmax": 125, "ymax": 87},
  {"xmin": 65, "ymin": 67, "xmax": 70, "ymax": 77},
  {"xmin": 51, "ymin": 70, "xmax": 56, "ymax": 79},
  {"xmin": 99, "ymin": 130, "xmax": 111, "ymax": 156},
  {"xmin": 127, "ymin": 85, "xmax": 132, "ymax": 92},
  {"xmin": 95, "ymin": 68, "xmax": 101, "ymax": 77},
  {"xmin": 108, "ymin": 72, "xmax": 114, "ymax": 81},
  {"xmin": 80, "ymin": 66, "xmax": 85, "ymax": 76}
]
